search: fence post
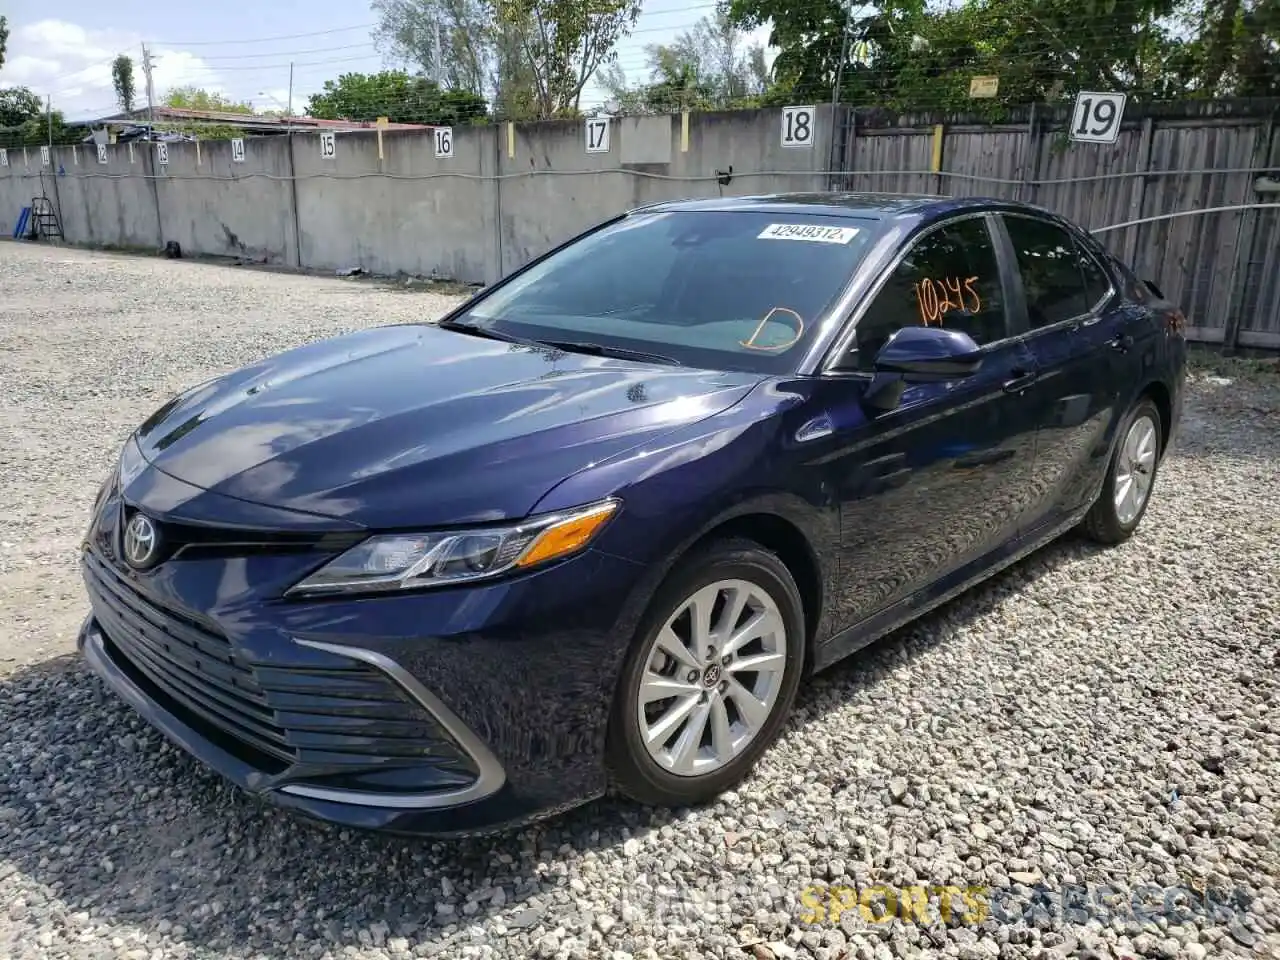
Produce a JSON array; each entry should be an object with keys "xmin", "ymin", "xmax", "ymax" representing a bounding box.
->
[
  {"xmin": 143, "ymin": 142, "xmax": 163, "ymax": 248},
  {"xmin": 286, "ymin": 133, "xmax": 303, "ymax": 269},
  {"xmin": 1019, "ymin": 104, "xmax": 1041, "ymax": 204},
  {"xmin": 1122, "ymin": 116, "xmax": 1156, "ymax": 267},
  {"xmin": 1220, "ymin": 111, "xmax": 1276, "ymax": 353}
]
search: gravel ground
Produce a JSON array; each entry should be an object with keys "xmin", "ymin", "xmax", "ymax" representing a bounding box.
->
[{"xmin": 1, "ymin": 241, "xmax": 1278, "ymax": 960}]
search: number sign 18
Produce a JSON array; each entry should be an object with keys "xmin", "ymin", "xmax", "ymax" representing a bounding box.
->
[
  {"xmin": 434, "ymin": 126, "xmax": 454, "ymax": 159},
  {"xmin": 1070, "ymin": 92, "xmax": 1127, "ymax": 144},
  {"xmin": 585, "ymin": 118, "xmax": 610, "ymax": 154},
  {"xmin": 781, "ymin": 106, "xmax": 815, "ymax": 148}
]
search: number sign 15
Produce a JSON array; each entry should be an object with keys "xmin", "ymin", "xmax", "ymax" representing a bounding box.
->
[
  {"xmin": 434, "ymin": 126, "xmax": 454, "ymax": 159},
  {"xmin": 585, "ymin": 118, "xmax": 610, "ymax": 154},
  {"xmin": 781, "ymin": 106, "xmax": 815, "ymax": 149},
  {"xmin": 319, "ymin": 131, "xmax": 336, "ymax": 159},
  {"xmin": 1070, "ymin": 92, "xmax": 1127, "ymax": 144}
]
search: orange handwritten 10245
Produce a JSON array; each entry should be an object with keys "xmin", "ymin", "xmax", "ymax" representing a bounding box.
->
[{"xmin": 914, "ymin": 276, "xmax": 981, "ymax": 326}]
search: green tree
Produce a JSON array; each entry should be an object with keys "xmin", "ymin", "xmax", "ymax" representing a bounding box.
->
[
  {"xmin": 163, "ymin": 86, "xmax": 254, "ymax": 113},
  {"xmin": 372, "ymin": 0, "xmax": 494, "ymax": 96},
  {"xmin": 112, "ymin": 55, "xmax": 137, "ymax": 113},
  {"xmin": 0, "ymin": 86, "xmax": 43, "ymax": 127},
  {"xmin": 494, "ymin": 0, "xmax": 642, "ymax": 117},
  {"xmin": 307, "ymin": 70, "xmax": 489, "ymax": 123},
  {"xmin": 0, "ymin": 15, "xmax": 9, "ymax": 71}
]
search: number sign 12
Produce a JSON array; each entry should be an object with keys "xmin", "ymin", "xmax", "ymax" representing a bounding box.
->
[
  {"xmin": 781, "ymin": 106, "xmax": 815, "ymax": 148},
  {"xmin": 585, "ymin": 118, "xmax": 610, "ymax": 154},
  {"xmin": 434, "ymin": 126, "xmax": 454, "ymax": 159},
  {"xmin": 1070, "ymin": 92, "xmax": 1126, "ymax": 144}
]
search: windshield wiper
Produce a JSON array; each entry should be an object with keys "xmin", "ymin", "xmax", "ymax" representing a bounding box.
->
[
  {"xmin": 538, "ymin": 340, "xmax": 683, "ymax": 366},
  {"xmin": 438, "ymin": 318, "xmax": 533, "ymax": 345}
]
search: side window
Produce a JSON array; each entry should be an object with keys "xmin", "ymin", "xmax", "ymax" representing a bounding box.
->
[
  {"xmin": 1074, "ymin": 239, "xmax": 1112, "ymax": 308},
  {"xmin": 1003, "ymin": 216, "xmax": 1093, "ymax": 329},
  {"xmin": 852, "ymin": 217, "xmax": 1007, "ymax": 370}
]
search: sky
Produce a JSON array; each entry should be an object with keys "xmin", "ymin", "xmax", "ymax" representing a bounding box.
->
[{"xmin": 0, "ymin": 0, "xmax": 773, "ymax": 122}]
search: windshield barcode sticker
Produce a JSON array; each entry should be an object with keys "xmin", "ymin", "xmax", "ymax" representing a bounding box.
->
[{"xmin": 758, "ymin": 223, "xmax": 860, "ymax": 244}]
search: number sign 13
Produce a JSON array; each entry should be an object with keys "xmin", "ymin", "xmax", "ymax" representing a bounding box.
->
[
  {"xmin": 1070, "ymin": 92, "xmax": 1126, "ymax": 144},
  {"xmin": 781, "ymin": 106, "xmax": 815, "ymax": 148}
]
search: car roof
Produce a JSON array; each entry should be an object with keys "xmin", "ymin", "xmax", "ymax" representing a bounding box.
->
[{"xmin": 629, "ymin": 192, "xmax": 1056, "ymax": 225}]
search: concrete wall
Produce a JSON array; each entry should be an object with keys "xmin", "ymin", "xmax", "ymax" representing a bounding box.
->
[{"xmin": 0, "ymin": 105, "xmax": 836, "ymax": 285}]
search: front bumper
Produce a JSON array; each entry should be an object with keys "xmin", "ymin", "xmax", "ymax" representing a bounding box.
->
[{"xmin": 77, "ymin": 540, "xmax": 650, "ymax": 836}]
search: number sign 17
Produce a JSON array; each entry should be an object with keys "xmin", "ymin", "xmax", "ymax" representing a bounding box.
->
[
  {"xmin": 585, "ymin": 118, "xmax": 610, "ymax": 154},
  {"xmin": 1070, "ymin": 92, "xmax": 1126, "ymax": 144},
  {"xmin": 781, "ymin": 106, "xmax": 815, "ymax": 148}
]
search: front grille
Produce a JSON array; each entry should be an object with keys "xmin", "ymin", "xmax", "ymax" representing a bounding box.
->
[{"xmin": 82, "ymin": 549, "xmax": 479, "ymax": 790}]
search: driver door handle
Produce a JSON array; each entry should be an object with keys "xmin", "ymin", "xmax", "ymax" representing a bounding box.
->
[{"xmin": 1002, "ymin": 369, "xmax": 1038, "ymax": 393}]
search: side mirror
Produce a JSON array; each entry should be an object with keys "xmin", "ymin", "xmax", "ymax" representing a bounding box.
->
[{"xmin": 861, "ymin": 326, "xmax": 983, "ymax": 413}]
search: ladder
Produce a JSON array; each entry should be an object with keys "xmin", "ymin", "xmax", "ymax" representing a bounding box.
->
[{"xmin": 28, "ymin": 196, "xmax": 63, "ymax": 241}]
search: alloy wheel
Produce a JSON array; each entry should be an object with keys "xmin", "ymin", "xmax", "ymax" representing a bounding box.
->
[
  {"xmin": 636, "ymin": 578, "xmax": 789, "ymax": 777},
  {"xmin": 1114, "ymin": 413, "xmax": 1158, "ymax": 526}
]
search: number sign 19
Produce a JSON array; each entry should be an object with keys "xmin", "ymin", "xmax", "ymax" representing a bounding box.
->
[
  {"xmin": 1070, "ymin": 91, "xmax": 1126, "ymax": 144},
  {"xmin": 319, "ymin": 131, "xmax": 336, "ymax": 159},
  {"xmin": 230, "ymin": 138, "xmax": 246, "ymax": 163},
  {"xmin": 434, "ymin": 126, "xmax": 454, "ymax": 159},
  {"xmin": 781, "ymin": 106, "xmax": 815, "ymax": 148},
  {"xmin": 585, "ymin": 118, "xmax": 610, "ymax": 154},
  {"xmin": 97, "ymin": 144, "xmax": 108, "ymax": 164}
]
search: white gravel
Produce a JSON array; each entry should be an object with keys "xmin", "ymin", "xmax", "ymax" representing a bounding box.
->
[{"xmin": 1, "ymin": 241, "xmax": 1278, "ymax": 960}]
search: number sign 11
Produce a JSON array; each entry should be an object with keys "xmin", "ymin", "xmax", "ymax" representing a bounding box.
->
[{"xmin": 1070, "ymin": 92, "xmax": 1126, "ymax": 144}]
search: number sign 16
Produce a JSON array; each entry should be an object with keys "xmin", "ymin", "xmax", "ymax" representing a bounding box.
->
[
  {"xmin": 434, "ymin": 126, "xmax": 454, "ymax": 159},
  {"xmin": 781, "ymin": 106, "xmax": 815, "ymax": 148},
  {"xmin": 585, "ymin": 118, "xmax": 610, "ymax": 154},
  {"xmin": 1070, "ymin": 92, "xmax": 1126, "ymax": 144}
]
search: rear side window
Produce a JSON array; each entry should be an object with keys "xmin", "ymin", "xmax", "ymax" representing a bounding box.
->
[
  {"xmin": 1002, "ymin": 215, "xmax": 1099, "ymax": 329},
  {"xmin": 852, "ymin": 216, "xmax": 1007, "ymax": 370},
  {"xmin": 1076, "ymin": 240, "xmax": 1113, "ymax": 307}
]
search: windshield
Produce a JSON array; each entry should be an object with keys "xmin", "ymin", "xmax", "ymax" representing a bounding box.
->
[{"xmin": 449, "ymin": 209, "xmax": 881, "ymax": 374}]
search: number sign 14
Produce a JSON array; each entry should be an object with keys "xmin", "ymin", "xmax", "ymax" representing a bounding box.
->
[
  {"xmin": 1070, "ymin": 92, "xmax": 1126, "ymax": 144},
  {"xmin": 434, "ymin": 126, "xmax": 454, "ymax": 159},
  {"xmin": 781, "ymin": 106, "xmax": 815, "ymax": 148},
  {"xmin": 585, "ymin": 118, "xmax": 610, "ymax": 154},
  {"xmin": 231, "ymin": 138, "xmax": 246, "ymax": 163}
]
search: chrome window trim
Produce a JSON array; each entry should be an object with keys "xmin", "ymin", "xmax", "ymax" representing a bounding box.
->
[
  {"xmin": 281, "ymin": 639, "xmax": 507, "ymax": 809},
  {"xmin": 818, "ymin": 211, "xmax": 1006, "ymax": 375}
]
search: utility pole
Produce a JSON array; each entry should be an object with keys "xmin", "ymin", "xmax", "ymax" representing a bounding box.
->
[
  {"xmin": 287, "ymin": 62, "xmax": 294, "ymax": 133},
  {"xmin": 433, "ymin": 22, "xmax": 442, "ymax": 85},
  {"xmin": 46, "ymin": 94, "xmax": 54, "ymax": 153},
  {"xmin": 140, "ymin": 42, "xmax": 157, "ymax": 139}
]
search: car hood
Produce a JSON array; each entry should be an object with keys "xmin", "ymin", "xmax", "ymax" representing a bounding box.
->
[{"xmin": 134, "ymin": 323, "xmax": 760, "ymax": 528}]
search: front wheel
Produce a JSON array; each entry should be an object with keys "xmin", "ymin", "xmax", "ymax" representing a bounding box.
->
[
  {"xmin": 1082, "ymin": 397, "xmax": 1163, "ymax": 545},
  {"xmin": 606, "ymin": 538, "xmax": 805, "ymax": 808}
]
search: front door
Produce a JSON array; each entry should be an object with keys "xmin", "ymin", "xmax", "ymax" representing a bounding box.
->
[{"xmin": 817, "ymin": 214, "xmax": 1044, "ymax": 630}]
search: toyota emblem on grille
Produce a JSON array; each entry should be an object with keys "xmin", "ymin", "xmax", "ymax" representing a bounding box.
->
[{"xmin": 122, "ymin": 513, "xmax": 161, "ymax": 569}]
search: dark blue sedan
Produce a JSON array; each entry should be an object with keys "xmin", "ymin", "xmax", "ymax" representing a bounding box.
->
[{"xmin": 78, "ymin": 193, "xmax": 1187, "ymax": 836}]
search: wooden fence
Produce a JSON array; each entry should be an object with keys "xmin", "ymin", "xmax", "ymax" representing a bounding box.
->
[{"xmin": 831, "ymin": 99, "xmax": 1280, "ymax": 349}]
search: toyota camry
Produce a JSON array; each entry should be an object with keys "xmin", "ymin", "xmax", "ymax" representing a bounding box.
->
[{"xmin": 78, "ymin": 193, "xmax": 1186, "ymax": 836}]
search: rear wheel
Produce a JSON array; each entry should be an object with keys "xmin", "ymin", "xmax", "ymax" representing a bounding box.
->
[
  {"xmin": 1082, "ymin": 397, "xmax": 1163, "ymax": 545},
  {"xmin": 606, "ymin": 538, "xmax": 805, "ymax": 807}
]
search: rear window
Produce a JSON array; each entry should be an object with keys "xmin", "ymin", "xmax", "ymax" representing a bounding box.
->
[{"xmin": 457, "ymin": 210, "xmax": 881, "ymax": 373}]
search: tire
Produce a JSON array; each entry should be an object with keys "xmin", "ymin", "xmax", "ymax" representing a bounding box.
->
[
  {"xmin": 1081, "ymin": 397, "xmax": 1163, "ymax": 545},
  {"xmin": 606, "ymin": 537, "xmax": 806, "ymax": 808}
]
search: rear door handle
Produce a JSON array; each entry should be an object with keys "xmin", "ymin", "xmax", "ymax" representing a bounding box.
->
[
  {"xmin": 1002, "ymin": 369, "xmax": 1038, "ymax": 393},
  {"xmin": 1107, "ymin": 333, "xmax": 1134, "ymax": 352}
]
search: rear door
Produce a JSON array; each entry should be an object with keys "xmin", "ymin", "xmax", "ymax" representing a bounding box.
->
[{"xmin": 994, "ymin": 212, "xmax": 1128, "ymax": 530}]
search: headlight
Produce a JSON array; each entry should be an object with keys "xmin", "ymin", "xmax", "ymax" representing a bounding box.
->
[{"xmin": 287, "ymin": 499, "xmax": 620, "ymax": 597}]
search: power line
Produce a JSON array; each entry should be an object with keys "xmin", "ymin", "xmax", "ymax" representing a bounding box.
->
[{"xmin": 150, "ymin": 23, "xmax": 377, "ymax": 47}]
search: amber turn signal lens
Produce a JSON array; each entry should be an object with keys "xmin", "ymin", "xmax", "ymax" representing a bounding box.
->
[{"xmin": 516, "ymin": 501, "xmax": 619, "ymax": 568}]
